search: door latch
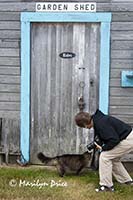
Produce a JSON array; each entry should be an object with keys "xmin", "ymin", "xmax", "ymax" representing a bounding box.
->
[{"xmin": 78, "ymin": 96, "xmax": 85, "ymax": 111}]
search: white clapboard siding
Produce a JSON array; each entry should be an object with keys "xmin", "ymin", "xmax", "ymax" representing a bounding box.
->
[
  {"xmin": 109, "ymin": 2, "xmax": 133, "ymax": 142},
  {"xmin": 0, "ymin": 12, "xmax": 20, "ymax": 21}
]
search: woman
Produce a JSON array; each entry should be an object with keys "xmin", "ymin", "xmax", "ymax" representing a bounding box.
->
[{"xmin": 75, "ymin": 109, "xmax": 133, "ymax": 192}]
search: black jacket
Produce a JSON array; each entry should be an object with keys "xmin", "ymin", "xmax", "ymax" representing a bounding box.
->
[{"xmin": 92, "ymin": 109, "xmax": 132, "ymax": 151}]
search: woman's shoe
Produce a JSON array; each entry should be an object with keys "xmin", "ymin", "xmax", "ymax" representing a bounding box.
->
[
  {"xmin": 124, "ymin": 180, "xmax": 133, "ymax": 185},
  {"xmin": 95, "ymin": 185, "xmax": 114, "ymax": 192}
]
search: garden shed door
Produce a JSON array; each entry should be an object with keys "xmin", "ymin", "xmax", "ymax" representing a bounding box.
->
[{"xmin": 30, "ymin": 22, "xmax": 100, "ymax": 164}]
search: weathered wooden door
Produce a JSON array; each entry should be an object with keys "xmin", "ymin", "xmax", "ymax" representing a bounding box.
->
[{"xmin": 30, "ymin": 22, "xmax": 100, "ymax": 164}]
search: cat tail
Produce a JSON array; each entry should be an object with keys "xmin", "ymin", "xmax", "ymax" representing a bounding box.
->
[{"xmin": 37, "ymin": 152, "xmax": 58, "ymax": 166}]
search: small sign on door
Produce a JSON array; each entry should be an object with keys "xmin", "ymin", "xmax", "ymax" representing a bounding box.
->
[
  {"xmin": 36, "ymin": 2, "xmax": 96, "ymax": 12},
  {"xmin": 59, "ymin": 52, "xmax": 76, "ymax": 59}
]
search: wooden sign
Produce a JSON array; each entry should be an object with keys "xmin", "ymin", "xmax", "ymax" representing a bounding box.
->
[
  {"xmin": 36, "ymin": 2, "xmax": 96, "ymax": 12},
  {"xmin": 59, "ymin": 52, "xmax": 76, "ymax": 59}
]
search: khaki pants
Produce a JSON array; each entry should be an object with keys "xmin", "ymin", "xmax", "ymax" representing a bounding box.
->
[{"xmin": 99, "ymin": 130, "xmax": 133, "ymax": 187}]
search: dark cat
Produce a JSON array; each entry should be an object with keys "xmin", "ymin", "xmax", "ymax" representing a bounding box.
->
[{"xmin": 37, "ymin": 151, "xmax": 92, "ymax": 177}]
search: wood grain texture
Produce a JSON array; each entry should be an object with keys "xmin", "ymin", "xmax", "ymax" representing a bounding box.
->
[
  {"xmin": 0, "ymin": 119, "xmax": 20, "ymax": 159},
  {"xmin": 0, "ymin": 0, "xmax": 133, "ymax": 162},
  {"xmin": 30, "ymin": 22, "xmax": 99, "ymax": 163}
]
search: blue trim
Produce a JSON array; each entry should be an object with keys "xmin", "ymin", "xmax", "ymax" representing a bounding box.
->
[
  {"xmin": 21, "ymin": 12, "xmax": 111, "ymax": 163},
  {"xmin": 99, "ymin": 22, "xmax": 111, "ymax": 114},
  {"xmin": 21, "ymin": 12, "xmax": 111, "ymax": 22},
  {"xmin": 121, "ymin": 70, "xmax": 133, "ymax": 87},
  {"xmin": 21, "ymin": 21, "xmax": 30, "ymax": 162}
]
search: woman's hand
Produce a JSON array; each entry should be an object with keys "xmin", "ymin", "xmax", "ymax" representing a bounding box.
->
[{"xmin": 94, "ymin": 142, "xmax": 102, "ymax": 150}]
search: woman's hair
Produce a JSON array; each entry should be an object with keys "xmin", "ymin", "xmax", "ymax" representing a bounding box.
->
[{"xmin": 75, "ymin": 112, "xmax": 92, "ymax": 128}]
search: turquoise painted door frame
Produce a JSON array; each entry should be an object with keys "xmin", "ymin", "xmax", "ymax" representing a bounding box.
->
[{"xmin": 21, "ymin": 12, "xmax": 111, "ymax": 163}]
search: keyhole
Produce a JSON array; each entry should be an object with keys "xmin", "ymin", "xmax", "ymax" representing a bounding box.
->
[{"xmin": 90, "ymin": 79, "xmax": 94, "ymax": 86}]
